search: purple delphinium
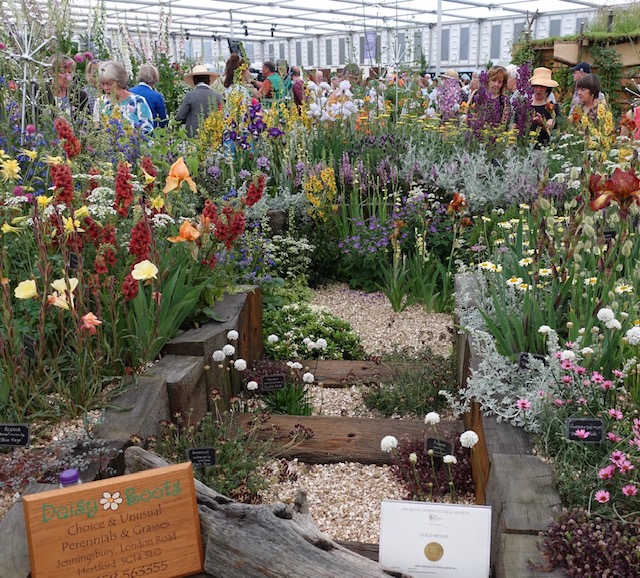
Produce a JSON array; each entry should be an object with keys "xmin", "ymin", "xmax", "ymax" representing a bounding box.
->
[
  {"xmin": 512, "ymin": 62, "xmax": 533, "ymax": 138},
  {"xmin": 339, "ymin": 152, "xmax": 353, "ymax": 188},
  {"xmin": 438, "ymin": 78, "xmax": 462, "ymax": 122},
  {"xmin": 294, "ymin": 161, "xmax": 305, "ymax": 188},
  {"xmin": 542, "ymin": 180, "xmax": 568, "ymax": 202}
]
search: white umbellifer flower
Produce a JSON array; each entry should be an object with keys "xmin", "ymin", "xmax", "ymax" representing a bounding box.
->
[
  {"xmin": 247, "ymin": 381, "xmax": 259, "ymax": 391},
  {"xmin": 538, "ymin": 325, "xmax": 552, "ymax": 335},
  {"xmin": 443, "ymin": 455, "xmax": 457, "ymax": 465},
  {"xmin": 581, "ymin": 347, "xmax": 594, "ymax": 356},
  {"xmin": 424, "ymin": 412, "xmax": 440, "ymax": 425},
  {"xmin": 212, "ymin": 350, "xmax": 225, "ymax": 362},
  {"xmin": 315, "ymin": 338, "xmax": 328, "ymax": 350},
  {"xmin": 234, "ymin": 359, "xmax": 247, "ymax": 371},
  {"xmin": 409, "ymin": 452, "xmax": 417, "ymax": 464},
  {"xmin": 303, "ymin": 337, "xmax": 314, "ymax": 349},
  {"xmin": 222, "ymin": 344, "xmax": 235, "ymax": 356},
  {"xmin": 227, "ymin": 330, "xmax": 239, "ymax": 341},
  {"xmin": 597, "ymin": 308, "xmax": 615, "ymax": 324},
  {"xmin": 380, "ymin": 435, "xmax": 398, "ymax": 452},
  {"xmin": 302, "ymin": 372, "xmax": 315, "ymax": 383},
  {"xmin": 626, "ymin": 326, "xmax": 640, "ymax": 345},
  {"xmin": 267, "ymin": 334, "xmax": 279, "ymax": 344},
  {"xmin": 100, "ymin": 491, "xmax": 123, "ymax": 511},
  {"xmin": 560, "ymin": 350, "xmax": 576, "ymax": 361},
  {"xmin": 606, "ymin": 319, "xmax": 622, "ymax": 331},
  {"xmin": 460, "ymin": 430, "xmax": 479, "ymax": 449},
  {"xmin": 291, "ymin": 362, "xmax": 303, "ymax": 370}
]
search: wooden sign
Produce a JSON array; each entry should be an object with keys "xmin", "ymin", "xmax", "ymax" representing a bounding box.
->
[
  {"xmin": 260, "ymin": 374, "xmax": 286, "ymax": 392},
  {"xmin": 23, "ymin": 463, "xmax": 203, "ymax": 578},
  {"xmin": 187, "ymin": 447, "xmax": 216, "ymax": 467},
  {"xmin": 425, "ymin": 437, "xmax": 454, "ymax": 458},
  {"xmin": 567, "ymin": 417, "xmax": 604, "ymax": 443},
  {"xmin": 0, "ymin": 423, "xmax": 30, "ymax": 447}
]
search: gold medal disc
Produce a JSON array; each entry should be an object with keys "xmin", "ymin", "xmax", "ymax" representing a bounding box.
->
[{"xmin": 424, "ymin": 541, "xmax": 444, "ymax": 562}]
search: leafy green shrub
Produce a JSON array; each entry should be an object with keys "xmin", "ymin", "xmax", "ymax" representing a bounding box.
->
[
  {"xmin": 363, "ymin": 347, "xmax": 456, "ymax": 417},
  {"xmin": 263, "ymin": 302, "xmax": 364, "ymax": 360}
]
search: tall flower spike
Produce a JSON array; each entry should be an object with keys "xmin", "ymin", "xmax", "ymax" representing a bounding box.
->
[{"xmin": 164, "ymin": 157, "xmax": 197, "ymax": 194}]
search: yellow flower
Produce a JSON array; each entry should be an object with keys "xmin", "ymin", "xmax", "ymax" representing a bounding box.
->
[
  {"xmin": 14, "ymin": 279, "xmax": 38, "ymax": 299},
  {"xmin": 151, "ymin": 196, "xmax": 165, "ymax": 211},
  {"xmin": 73, "ymin": 205, "xmax": 90, "ymax": 219},
  {"xmin": 19, "ymin": 148, "xmax": 38, "ymax": 161},
  {"xmin": 41, "ymin": 154, "xmax": 65, "ymax": 165},
  {"xmin": 1, "ymin": 222, "xmax": 21, "ymax": 234},
  {"xmin": 37, "ymin": 195, "xmax": 54, "ymax": 208},
  {"xmin": 1, "ymin": 159, "xmax": 21, "ymax": 181},
  {"xmin": 51, "ymin": 277, "xmax": 79, "ymax": 294},
  {"xmin": 131, "ymin": 260, "xmax": 158, "ymax": 281},
  {"xmin": 63, "ymin": 216, "xmax": 84, "ymax": 236},
  {"xmin": 141, "ymin": 168, "xmax": 156, "ymax": 186},
  {"xmin": 47, "ymin": 293, "xmax": 71, "ymax": 310},
  {"xmin": 615, "ymin": 283, "xmax": 633, "ymax": 294}
]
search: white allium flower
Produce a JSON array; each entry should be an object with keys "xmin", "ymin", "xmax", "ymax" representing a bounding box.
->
[
  {"xmin": 315, "ymin": 338, "xmax": 328, "ymax": 350},
  {"xmin": 597, "ymin": 308, "xmax": 615, "ymax": 324},
  {"xmin": 581, "ymin": 347, "xmax": 594, "ymax": 356},
  {"xmin": 424, "ymin": 412, "xmax": 441, "ymax": 425},
  {"xmin": 291, "ymin": 362, "xmax": 303, "ymax": 370},
  {"xmin": 409, "ymin": 452, "xmax": 417, "ymax": 464},
  {"xmin": 538, "ymin": 325, "xmax": 552, "ymax": 335},
  {"xmin": 560, "ymin": 350, "xmax": 576, "ymax": 361},
  {"xmin": 302, "ymin": 372, "xmax": 315, "ymax": 383},
  {"xmin": 626, "ymin": 326, "xmax": 640, "ymax": 345},
  {"xmin": 443, "ymin": 455, "xmax": 457, "ymax": 465},
  {"xmin": 380, "ymin": 435, "xmax": 398, "ymax": 452},
  {"xmin": 212, "ymin": 350, "xmax": 225, "ymax": 362},
  {"xmin": 222, "ymin": 344, "xmax": 235, "ymax": 356},
  {"xmin": 247, "ymin": 381, "xmax": 258, "ymax": 391},
  {"xmin": 460, "ymin": 430, "xmax": 479, "ymax": 449},
  {"xmin": 227, "ymin": 330, "xmax": 239, "ymax": 341},
  {"xmin": 606, "ymin": 319, "xmax": 622, "ymax": 331},
  {"xmin": 234, "ymin": 359, "xmax": 247, "ymax": 371},
  {"xmin": 267, "ymin": 334, "xmax": 279, "ymax": 344}
]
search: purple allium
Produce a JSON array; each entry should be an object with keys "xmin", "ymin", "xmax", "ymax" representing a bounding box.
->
[
  {"xmin": 238, "ymin": 169, "xmax": 251, "ymax": 180},
  {"xmin": 256, "ymin": 156, "xmax": 271, "ymax": 171},
  {"xmin": 73, "ymin": 53, "xmax": 84, "ymax": 64},
  {"xmin": 207, "ymin": 165, "xmax": 222, "ymax": 178}
]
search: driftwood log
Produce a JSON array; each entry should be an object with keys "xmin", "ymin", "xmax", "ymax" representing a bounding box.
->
[{"xmin": 124, "ymin": 447, "xmax": 411, "ymax": 578}]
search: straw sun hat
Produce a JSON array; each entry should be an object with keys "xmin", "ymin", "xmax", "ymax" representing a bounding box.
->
[
  {"xmin": 183, "ymin": 64, "xmax": 217, "ymax": 87},
  {"xmin": 529, "ymin": 67, "xmax": 558, "ymax": 88},
  {"xmin": 441, "ymin": 68, "xmax": 460, "ymax": 81}
]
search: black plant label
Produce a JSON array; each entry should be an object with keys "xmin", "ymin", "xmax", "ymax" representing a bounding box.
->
[
  {"xmin": 567, "ymin": 417, "xmax": 604, "ymax": 443},
  {"xmin": 23, "ymin": 335, "xmax": 37, "ymax": 360},
  {"xmin": 0, "ymin": 424, "xmax": 30, "ymax": 447},
  {"xmin": 186, "ymin": 447, "xmax": 216, "ymax": 467},
  {"xmin": 424, "ymin": 437, "xmax": 454, "ymax": 458},
  {"xmin": 260, "ymin": 374, "xmax": 286, "ymax": 392}
]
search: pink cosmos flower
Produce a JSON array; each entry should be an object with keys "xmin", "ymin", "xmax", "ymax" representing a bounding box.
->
[
  {"xmin": 554, "ymin": 399, "xmax": 565, "ymax": 407},
  {"xmin": 608, "ymin": 408, "xmax": 623, "ymax": 420},
  {"xmin": 560, "ymin": 360, "xmax": 574, "ymax": 370},
  {"xmin": 622, "ymin": 485, "xmax": 638, "ymax": 496},
  {"xmin": 562, "ymin": 376, "xmax": 573, "ymax": 384},
  {"xmin": 595, "ymin": 489, "xmax": 610, "ymax": 503},
  {"xmin": 619, "ymin": 460, "xmax": 635, "ymax": 474},
  {"xmin": 629, "ymin": 438, "xmax": 640, "ymax": 450},
  {"xmin": 574, "ymin": 429, "xmax": 590, "ymax": 439},
  {"xmin": 610, "ymin": 450, "xmax": 627, "ymax": 463},
  {"xmin": 582, "ymin": 379, "xmax": 591, "ymax": 386},
  {"xmin": 575, "ymin": 366, "xmax": 587, "ymax": 375},
  {"xmin": 613, "ymin": 369, "xmax": 625, "ymax": 378},
  {"xmin": 608, "ymin": 432, "xmax": 623, "ymax": 443},
  {"xmin": 598, "ymin": 464, "xmax": 616, "ymax": 479},
  {"xmin": 577, "ymin": 397, "xmax": 587, "ymax": 405},
  {"xmin": 591, "ymin": 371, "xmax": 605, "ymax": 384},
  {"xmin": 602, "ymin": 380, "xmax": 614, "ymax": 390},
  {"xmin": 516, "ymin": 398, "xmax": 531, "ymax": 410}
]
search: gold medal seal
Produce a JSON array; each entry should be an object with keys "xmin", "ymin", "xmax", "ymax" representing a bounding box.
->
[{"xmin": 424, "ymin": 541, "xmax": 444, "ymax": 562}]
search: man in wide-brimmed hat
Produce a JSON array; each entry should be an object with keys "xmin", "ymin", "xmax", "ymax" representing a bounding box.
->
[{"xmin": 175, "ymin": 64, "xmax": 222, "ymax": 136}]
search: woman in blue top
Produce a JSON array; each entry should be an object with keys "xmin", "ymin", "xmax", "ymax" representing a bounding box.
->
[
  {"xmin": 94, "ymin": 60, "xmax": 153, "ymax": 135},
  {"xmin": 129, "ymin": 63, "xmax": 168, "ymax": 128}
]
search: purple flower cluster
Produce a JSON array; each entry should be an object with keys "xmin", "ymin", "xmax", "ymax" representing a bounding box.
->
[
  {"xmin": 512, "ymin": 62, "xmax": 533, "ymax": 138},
  {"xmin": 466, "ymin": 71, "xmax": 505, "ymax": 139},
  {"xmin": 438, "ymin": 78, "xmax": 462, "ymax": 122}
]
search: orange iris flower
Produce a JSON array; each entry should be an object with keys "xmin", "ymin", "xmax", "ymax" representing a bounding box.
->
[
  {"xmin": 168, "ymin": 220, "xmax": 201, "ymax": 243},
  {"xmin": 164, "ymin": 157, "xmax": 197, "ymax": 194},
  {"xmin": 589, "ymin": 168, "xmax": 640, "ymax": 219},
  {"xmin": 447, "ymin": 192, "xmax": 467, "ymax": 216}
]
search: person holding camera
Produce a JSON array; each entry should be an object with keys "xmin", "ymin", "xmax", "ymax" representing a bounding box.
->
[{"xmin": 251, "ymin": 61, "xmax": 285, "ymax": 102}]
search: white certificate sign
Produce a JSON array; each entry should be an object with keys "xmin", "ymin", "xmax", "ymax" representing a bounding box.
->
[{"xmin": 379, "ymin": 500, "xmax": 491, "ymax": 577}]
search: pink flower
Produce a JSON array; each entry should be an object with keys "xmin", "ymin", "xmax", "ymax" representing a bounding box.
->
[
  {"xmin": 629, "ymin": 438, "xmax": 640, "ymax": 450},
  {"xmin": 582, "ymin": 379, "xmax": 591, "ymax": 386},
  {"xmin": 516, "ymin": 398, "xmax": 531, "ymax": 410},
  {"xmin": 622, "ymin": 485, "xmax": 638, "ymax": 496},
  {"xmin": 81, "ymin": 312, "xmax": 102, "ymax": 335},
  {"xmin": 25, "ymin": 124, "xmax": 36, "ymax": 134},
  {"xmin": 577, "ymin": 397, "xmax": 587, "ymax": 405},
  {"xmin": 595, "ymin": 489, "xmax": 610, "ymax": 503},
  {"xmin": 575, "ymin": 366, "xmax": 587, "ymax": 375},
  {"xmin": 591, "ymin": 371, "xmax": 605, "ymax": 384},
  {"xmin": 598, "ymin": 464, "xmax": 616, "ymax": 479},
  {"xmin": 574, "ymin": 429, "xmax": 590, "ymax": 439},
  {"xmin": 613, "ymin": 369, "xmax": 626, "ymax": 378},
  {"xmin": 608, "ymin": 408, "xmax": 623, "ymax": 420},
  {"xmin": 560, "ymin": 360, "xmax": 574, "ymax": 370},
  {"xmin": 619, "ymin": 460, "xmax": 635, "ymax": 474},
  {"xmin": 608, "ymin": 432, "xmax": 623, "ymax": 443},
  {"xmin": 537, "ymin": 390, "xmax": 546, "ymax": 398},
  {"xmin": 565, "ymin": 341, "xmax": 574, "ymax": 348},
  {"xmin": 0, "ymin": 42, "xmax": 6, "ymax": 50},
  {"xmin": 602, "ymin": 380, "xmax": 614, "ymax": 390},
  {"xmin": 73, "ymin": 52, "xmax": 84, "ymax": 64},
  {"xmin": 554, "ymin": 399, "xmax": 565, "ymax": 407},
  {"xmin": 610, "ymin": 450, "xmax": 627, "ymax": 463},
  {"xmin": 562, "ymin": 376, "xmax": 573, "ymax": 384},
  {"xmin": 83, "ymin": 51, "xmax": 94, "ymax": 61}
]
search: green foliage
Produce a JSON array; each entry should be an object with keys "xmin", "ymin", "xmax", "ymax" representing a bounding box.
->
[
  {"xmin": 362, "ymin": 347, "xmax": 456, "ymax": 418},
  {"xmin": 590, "ymin": 44, "xmax": 624, "ymax": 116},
  {"xmin": 156, "ymin": 55, "xmax": 189, "ymax": 116},
  {"xmin": 511, "ymin": 40, "xmax": 538, "ymax": 67}
]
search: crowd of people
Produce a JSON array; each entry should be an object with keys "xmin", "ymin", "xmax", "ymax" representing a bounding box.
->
[{"xmin": 43, "ymin": 51, "xmax": 618, "ymax": 145}]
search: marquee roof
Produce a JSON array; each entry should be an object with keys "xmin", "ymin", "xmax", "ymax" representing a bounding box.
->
[{"xmin": 27, "ymin": 0, "xmax": 633, "ymax": 40}]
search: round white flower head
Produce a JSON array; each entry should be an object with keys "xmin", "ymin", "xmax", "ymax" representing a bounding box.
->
[
  {"xmin": 222, "ymin": 344, "xmax": 235, "ymax": 357},
  {"xmin": 247, "ymin": 380, "xmax": 258, "ymax": 391},
  {"xmin": 581, "ymin": 347, "xmax": 594, "ymax": 356},
  {"xmin": 626, "ymin": 326, "xmax": 640, "ymax": 346},
  {"xmin": 302, "ymin": 372, "xmax": 315, "ymax": 384},
  {"xmin": 424, "ymin": 412, "xmax": 441, "ymax": 426},
  {"xmin": 315, "ymin": 338, "xmax": 328, "ymax": 350},
  {"xmin": 267, "ymin": 334, "xmax": 279, "ymax": 344},
  {"xmin": 538, "ymin": 325, "xmax": 552, "ymax": 335},
  {"xmin": 234, "ymin": 359, "xmax": 247, "ymax": 371},
  {"xmin": 409, "ymin": 452, "xmax": 417, "ymax": 464},
  {"xmin": 460, "ymin": 430, "xmax": 479, "ymax": 449},
  {"xmin": 292, "ymin": 362, "xmax": 303, "ymax": 370},
  {"xmin": 303, "ymin": 337, "xmax": 313, "ymax": 347},
  {"xmin": 597, "ymin": 308, "xmax": 615, "ymax": 324},
  {"xmin": 560, "ymin": 350, "xmax": 576, "ymax": 361},
  {"xmin": 606, "ymin": 319, "xmax": 622, "ymax": 331},
  {"xmin": 380, "ymin": 435, "xmax": 398, "ymax": 452},
  {"xmin": 212, "ymin": 350, "xmax": 225, "ymax": 362},
  {"xmin": 443, "ymin": 455, "xmax": 457, "ymax": 465},
  {"xmin": 226, "ymin": 330, "xmax": 239, "ymax": 341}
]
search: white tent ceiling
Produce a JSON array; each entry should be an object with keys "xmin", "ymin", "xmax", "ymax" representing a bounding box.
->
[{"xmin": 25, "ymin": 0, "xmax": 634, "ymax": 40}]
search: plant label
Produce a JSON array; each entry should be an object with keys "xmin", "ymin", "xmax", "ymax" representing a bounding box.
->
[
  {"xmin": 23, "ymin": 335, "xmax": 37, "ymax": 360},
  {"xmin": 567, "ymin": 417, "xmax": 604, "ymax": 443},
  {"xmin": 23, "ymin": 463, "xmax": 203, "ymax": 578},
  {"xmin": 0, "ymin": 423, "xmax": 30, "ymax": 447},
  {"xmin": 380, "ymin": 500, "xmax": 491, "ymax": 577},
  {"xmin": 68, "ymin": 252, "xmax": 79, "ymax": 272},
  {"xmin": 186, "ymin": 447, "xmax": 216, "ymax": 467},
  {"xmin": 260, "ymin": 374, "xmax": 286, "ymax": 392},
  {"xmin": 518, "ymin": 352, "xmax": 548, "ymax": 370},
  {"xmin": 425, "ymin": 437, "xmax": 454, "ymax": 458}
]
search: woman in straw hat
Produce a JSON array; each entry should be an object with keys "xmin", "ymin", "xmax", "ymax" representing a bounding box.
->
[
  {"xmin": 530, "ymin": 67, "xmax": 560, "ymax": 147},
  {"xmin": 175, "ymin": 64, "xmax": 223, "ymax": 137}
]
